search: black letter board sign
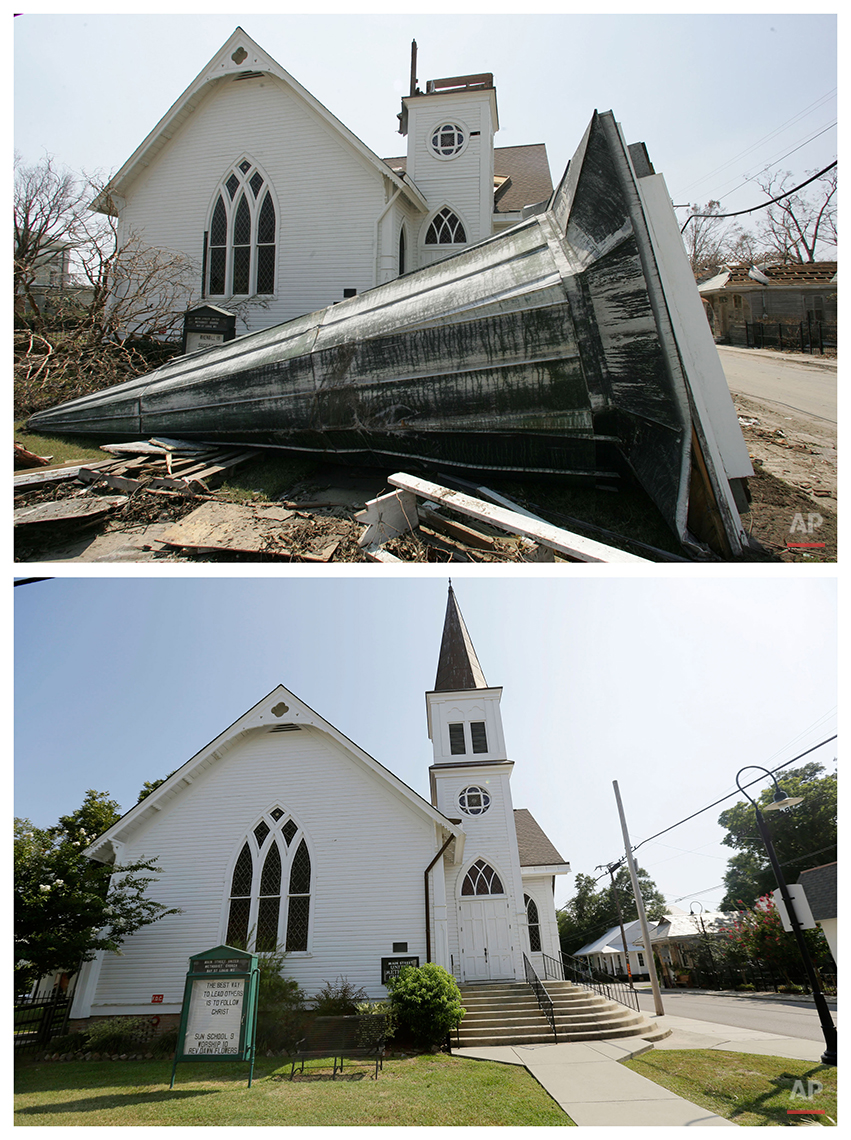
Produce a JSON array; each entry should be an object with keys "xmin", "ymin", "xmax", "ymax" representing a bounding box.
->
[{"xmin": 381, "ymin": 956, "xmax": 419, "ymax": 984}]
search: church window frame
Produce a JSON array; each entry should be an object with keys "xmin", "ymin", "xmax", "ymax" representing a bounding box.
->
[
  {"xmin": 424, "ymin": 206, "xmax": 467, "ymax": 246},
  {"xmin": 429, "ymin": 121, "xmax": 468, "ymax": 160},
  {"xmin": 224, "ymin": 808, "xmax": 312, "ymax": 953},
  {"xmin": 458, "ymin": 785, "xmax": 491, "ymax": 816},
  {"xmin": 525, "ymin": 894, "xmax": 542, "ymax": 952},
  {"xmin": 205, "ymin": 158, "xmax": 278, "ymax": 299},
  {"xmin": 461, "ymin": 858, "xmax": 505, "ymax": 897}
]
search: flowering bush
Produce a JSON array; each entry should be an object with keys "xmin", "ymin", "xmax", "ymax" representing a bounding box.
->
[{"xmin": 720, "ymin": 895, "xmax": 829, "ymax": 985}]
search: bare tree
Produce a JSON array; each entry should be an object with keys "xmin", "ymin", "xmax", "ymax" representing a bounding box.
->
[
  {"xmin": 15, "ymin": 156, "xmax": 201, "ymax": 418},
  {"xmin": 754, "ymin": 167, "xmax": 837, "ymax": 263},
  {"xmin": 681, "ymin": 201, "xmax": 747, "ymax": 277}
]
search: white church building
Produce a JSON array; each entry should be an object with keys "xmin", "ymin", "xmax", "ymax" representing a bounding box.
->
[
  {"xmin": 71, "ymin": 586, "xmax": 569, "ymax": 1024},
  {"xmin": 93, "ymin": 27, "xmax": 553, "ymax": 335}
]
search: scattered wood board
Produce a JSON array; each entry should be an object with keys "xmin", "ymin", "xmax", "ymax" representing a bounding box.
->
[
  {"xmin": 158, "ymin": 501, "xmax": 347, "ymax": 561},
  {"xmin": 14, "ymin": 495, "xmax": 129, "ymax": 527}
]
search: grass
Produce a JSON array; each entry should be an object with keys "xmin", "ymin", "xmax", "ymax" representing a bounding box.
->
[
  {"xmin": 14, "ymin": 1052, "xmax": 573, "ymax": 1127},
  {"xmin": 622, "ymin": 1050, "xmax": 837, "ymax": 1126}
]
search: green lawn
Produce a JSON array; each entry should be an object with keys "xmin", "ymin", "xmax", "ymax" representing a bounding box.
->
[
  {"xmin": 622, "ymin": 1050, "xmax": 837, "ymax": 1126},
  {"xmin": 14, "ymin": 1052, "xmax": 573, "ymax": 1126}
]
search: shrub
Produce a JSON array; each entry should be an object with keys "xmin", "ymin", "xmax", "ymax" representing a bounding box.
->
[
  {"xmin": 84, "ymin": 1016, "xmax": 152, "ymax": 1054},
  {"xmin": 254, "ymin": 949, "xmax": 308, "ymax": 1054},
  {"xmin": 150, "ymin": 1025, "xmax": 180, "ymax": 1057},
  {"xmin": 312, "ymin": 976, "xmax": 367, "ymax": 1017},
  {"xmin": 387, "ymin": 964, "xmax": 465, "ymax": 1048},
  {"xmin": 355, "ymin": 1000, "xmax": 396, "ymax": 1047}
]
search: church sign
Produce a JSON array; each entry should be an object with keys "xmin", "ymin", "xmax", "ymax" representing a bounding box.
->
[
  {"xmin": 181, "ymin": 305, "xmax": 237, "ymax": 355},
  {"xmin": 170, "ymin": 945, "xmax": 259, "ymax": 1088},
  {"xmin": 381, "ymin": 956, "xmax": 419, "ymax": 985}
]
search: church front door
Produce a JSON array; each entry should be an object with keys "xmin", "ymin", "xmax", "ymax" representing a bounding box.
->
[{"xmin": 459, "ymin": 897, "xmax": 515, "ymax": 981}]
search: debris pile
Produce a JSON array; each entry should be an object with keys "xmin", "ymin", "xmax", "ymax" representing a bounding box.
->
[{"xmin": 15, "ymin": 438, "xmax": 658, "ymax": 563}]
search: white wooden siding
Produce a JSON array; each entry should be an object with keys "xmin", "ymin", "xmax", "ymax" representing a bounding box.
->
[
  {"xmin": 120, "ymin": 75, "xmax": 389, "ymax": 333},
  {"xmin": 90, "ymin": 725, "xmax": 441, "ymax": 1012}
]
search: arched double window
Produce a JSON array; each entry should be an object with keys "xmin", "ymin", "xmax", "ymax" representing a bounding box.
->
[
  {"xmin": 461, "ymin": 859, "xmax": 504, "ymax": 896},
  {"xmin": 206, "ymin": 159, "xmax": 277, "ymax": 297},
  {"xmin": 226, "ymin": 807, "xmax": 311, "ymax": 952},
  {"xmin": 425, "ymin": 207, "xmax": 467, "ymax": 246}
]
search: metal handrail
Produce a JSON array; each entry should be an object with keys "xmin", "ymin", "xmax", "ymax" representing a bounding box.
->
[
  {"xmin": 523, "ymin": 954, "xmax": 557, "ymax": 1042},
  {"xmin": 560, "ymin": 951, "xmax": 640, "ymax": 1014}
]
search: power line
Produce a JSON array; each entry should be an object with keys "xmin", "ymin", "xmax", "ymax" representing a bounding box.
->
[
  {"xmin": 630, "ymin": 734, "xmax": 836, "ymax": 850},
  {"xmin": 679, "ymin": 162, "xmax": 836, "ymax": 232},
  {"xmin": 706, "ymin": 120, "xmax": 836, "ymax": 204}
]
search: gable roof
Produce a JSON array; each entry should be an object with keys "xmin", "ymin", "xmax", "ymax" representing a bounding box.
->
[
  {"xmin": 83, "ymin": 683, "xmax": 464, "ymax": 864},
  {"xmin": 797, "ymin": 862, "xmax": 837, "ymax": 921},
  {"xmin": 513, "ymin": 808, "xmax": 569, "ymax": 871},
  {"xmin": 572, "ymin": 919, "xmax": 646, "ymax": 957},
  {"xmin": 92, "ymin": 27, "xmax": 427, "ymax": 216}
]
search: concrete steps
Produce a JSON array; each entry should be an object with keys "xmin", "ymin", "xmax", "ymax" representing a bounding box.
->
[{"xmin": 456, "ymin": 980, "xmax": 662, "ymax": 1048}]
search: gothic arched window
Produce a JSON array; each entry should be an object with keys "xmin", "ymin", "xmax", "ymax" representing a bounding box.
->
[
  {"xmin": 206, "ymin": 159, "xmax": 277, "ymax": 297},
  {"xmin": 425, "ymin": 207, "xmax": 467, "ymax": 246},
  {"xmin": 461, "ymin": 859, "xmax": 504, "ymax": 896},
  {"xmin": 525, "ymin": 894, "xmax": 542, "ymax": 952},
  {"xmin": 225, "ymin": 808, "xmax": 311, "ymax": 952}
]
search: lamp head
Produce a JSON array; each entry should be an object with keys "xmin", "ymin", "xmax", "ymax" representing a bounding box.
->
[{"xmin": 763, "ymin": 786, "xmax": 804, "ymax": 812}]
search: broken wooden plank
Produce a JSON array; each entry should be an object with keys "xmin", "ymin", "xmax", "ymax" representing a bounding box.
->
[
  {"xmin": 417, "ymin": 504, "xmax": 496, "ymax": 550},
  {"xmin": 387, "ymin": 473, "xmax": 650, "ymax": 563},
  {"xmin": 355, "ymin": 489, "xmax": 419, "ymax": 547},
  {"xmin": 14, "ymin": 460, "xmax": 116, "ymax": 491},
  {"xmin": 14, "ymin": 495, "xmax": 128, "ymax": 527},
  {"xmin": 157, "ymin": 500, "xmax": 347, "ymax": 561}
]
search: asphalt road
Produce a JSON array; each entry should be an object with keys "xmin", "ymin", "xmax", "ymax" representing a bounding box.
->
[
  {"xmin": 717, "ymin": 345, "xmax": 837, "ymax": 424},
  {"xmin": 634, "ymin": 987, "xmax": 837, "ymax": 1043}
]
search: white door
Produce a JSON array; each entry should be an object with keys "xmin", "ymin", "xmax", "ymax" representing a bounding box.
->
[{"xmin": 459, "ymin": 898, "xmax": 515, "ymax": 981}]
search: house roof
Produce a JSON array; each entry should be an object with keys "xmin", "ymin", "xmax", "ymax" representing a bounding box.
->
[
  {"xmin": 634, "ymin": 911, "xmax": 737, "ymax": 944},
  {"xmin": 572, "ymin": 919, "xmax": 647, "ymax": 957},
  {"xmin": 383, "ymin": 143, "xmax": 553, "ymax": 214},
  {"xmin": 513, "ymin": 808, "xmax": 569, "ymax": 871},
  {"xmin": 92, "ymin": 27, "xmax": 427, "ymax": 216},
  {"xmin": 83, "ymin": 683, "xmax": 465, "ymax": 865},
  {"xmin": 698, "ymin": 262, "xmax": 837, "ymax": 293},
  {"xmin": 797, "ymin": 862, "xmax": 837, "ymax": 922}
]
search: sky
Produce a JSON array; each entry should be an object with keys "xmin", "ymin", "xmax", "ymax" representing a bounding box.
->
[
  {"xmin": 13, "ymin": 8, "xmax": 837, "ymax": 232},
  {"xmin": 14, "ymin": 574, "xmax": 837, "ymax": 915}
]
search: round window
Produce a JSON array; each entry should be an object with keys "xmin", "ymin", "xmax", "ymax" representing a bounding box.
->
[
  {"xmin": 459, "ymin": 785, "xmax": 490, "ymax": 816},
  {"xmin": 430, "ymin": 122, "xmax": 466, "ymax": 158}
]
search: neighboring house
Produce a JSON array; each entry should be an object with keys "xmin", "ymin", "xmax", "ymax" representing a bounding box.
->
[
  {"xmin": 571, "ymin": 920, "xmax": 652, "ymax": 981},
  {"xmin": 797, "ymin": 862, "xmax": 837, "ymax": 964},
  {"xmin": 69, "ymin": 585, "xmax": 569, "ymax": 1027},
  {"xmin": 635, "ymin": 911, "xmax": 738, "ymax": 986},
  {"xmin": 90, "ymin": 28, "xmax": 553, "ymax": 336},
  {"xmin": 697, "ymin": 262, "xmax": 837, "ymax": 350}
]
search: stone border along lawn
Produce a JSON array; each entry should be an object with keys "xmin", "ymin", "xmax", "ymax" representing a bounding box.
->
[{"xmin": 14, "ymin": 1052, "xmax": 576, "ymax": 1127}]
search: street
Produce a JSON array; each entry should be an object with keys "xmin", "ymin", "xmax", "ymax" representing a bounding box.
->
[
  {"xmin": 717, "ymin": 345, "xmax": 837, "ymax": 424},
  {"xmin": 634, "ymin": 987, "xmax": 837, "ymax": 1043}
]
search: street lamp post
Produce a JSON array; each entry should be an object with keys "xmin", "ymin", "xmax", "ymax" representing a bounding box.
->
[{"xmin": 735, "ymin": 765, "xmax": 836, "ymax": 1067}]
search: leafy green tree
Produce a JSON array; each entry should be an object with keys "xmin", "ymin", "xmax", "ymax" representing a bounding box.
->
[
  {"xmin": 719, "ymin": 895, "xmax": 831, "ymax": 985},
  {"xmin": 558, "ymin": 866, "xmax": 667, "ymax": 956},
  {"xmin": 718, "ymin": 763, "xmax": 837, "ymax": 910},
  {"xmin": 14, "ymin": 790, "xmax": 179, "ymax": 989}
]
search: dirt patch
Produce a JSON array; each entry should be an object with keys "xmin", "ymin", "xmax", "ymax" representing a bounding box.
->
[{"xmin": 731, "ymin": 392, "xmax": 837, "ymax": 562}]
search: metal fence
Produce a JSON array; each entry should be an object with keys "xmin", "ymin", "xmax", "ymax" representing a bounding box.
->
[
  {"xmin": 543, "ymin": 951, "xmax": 641, "ymax": 1014},
  {"xmin": 14, "ymin": 981, "xmax": 77, "ymax": 1055},
  {"xmin": 744, "ymin": 319, "xmax": 836, "ymax": 355}
]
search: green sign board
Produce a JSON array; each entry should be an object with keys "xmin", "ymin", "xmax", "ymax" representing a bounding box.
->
[{"xmin": 170, "ymin": 945, "xmax": 260, "ymax": 1088}]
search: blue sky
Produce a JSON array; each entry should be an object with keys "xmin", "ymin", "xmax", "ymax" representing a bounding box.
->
[
  {"xmin": 14, "ymin": 8, "xmax": 837, "ymax": 229},
  {"xmin": 14, "ymin": 574, "xmax": 837, "ymax": 912}
]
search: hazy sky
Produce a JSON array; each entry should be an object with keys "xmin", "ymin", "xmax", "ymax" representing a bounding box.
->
[
  {"xmin": 14, "ymin": 574, "xmax": 837, "ymax": 914},
  {"xmin": 14, "ymin": 8, "xmax": 837, "ymax": 228}
]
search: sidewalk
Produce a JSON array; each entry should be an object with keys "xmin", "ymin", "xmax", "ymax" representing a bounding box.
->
[{"xmin": 454, "ymin": 1015, "xmax": 826, "ymax": 1126}]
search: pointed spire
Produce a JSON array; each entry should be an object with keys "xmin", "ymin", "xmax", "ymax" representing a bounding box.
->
[{"xmin": 434, "ymin": 582, "xmax": 488, "ymax": 691}]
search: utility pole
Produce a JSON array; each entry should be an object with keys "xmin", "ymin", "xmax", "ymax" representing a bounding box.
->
[
  {"xmin": 598, "ymin": 860, "xmax": 634, "ymax": 989},
  {"xmin": 613, "ymin": 780, "xmax": 664, "ymax": 1017}
]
